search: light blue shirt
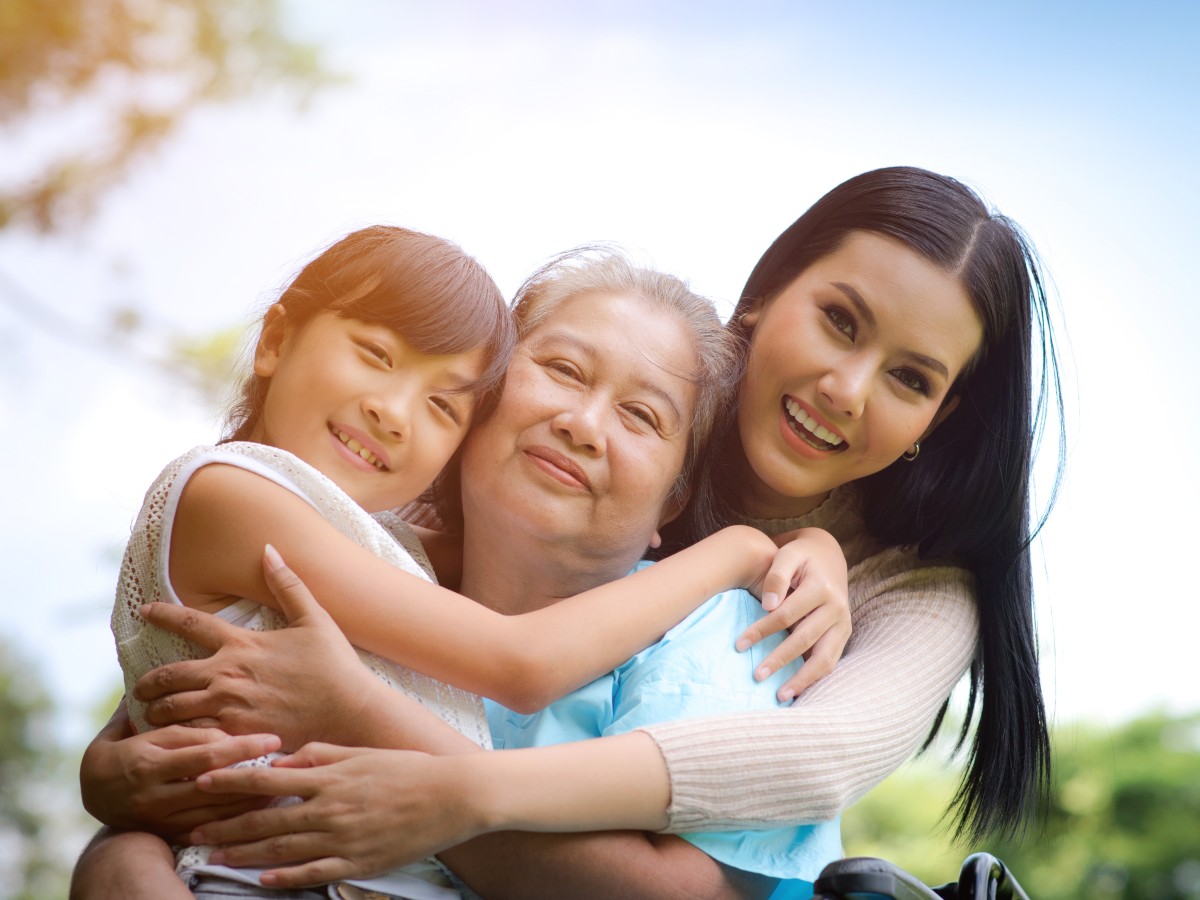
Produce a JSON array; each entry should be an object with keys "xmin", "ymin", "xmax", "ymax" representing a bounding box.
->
[{"xmin": 486, "ymin": 562, "xmax": 842, "ymax": 897}]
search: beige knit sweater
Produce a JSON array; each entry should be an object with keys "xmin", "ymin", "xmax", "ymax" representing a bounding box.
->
[{"xmin": 640, "ymin": 485, "xmax": 978, "ymax": 832}]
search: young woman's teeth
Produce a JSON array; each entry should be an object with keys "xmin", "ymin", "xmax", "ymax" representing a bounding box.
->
[
  {"xmin": 784, "ymin": 399, "xmax": 844, "ymax": 448},
  {"xmin": 333, "ymin": 428, "xmax": 385, "ymax": 469}
]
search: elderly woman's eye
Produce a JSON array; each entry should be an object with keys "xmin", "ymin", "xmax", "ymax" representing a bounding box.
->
[{"xmin": 546, "ymin": 360, "xmax": 580, "ymax": 379}]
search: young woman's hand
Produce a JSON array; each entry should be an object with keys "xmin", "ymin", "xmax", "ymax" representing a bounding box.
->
[
  {"xmin": 188, "ymin": 744, "xmax": 483, "ymax": 888},
  {"xmin": 737, "ymin": 527, "xmax": 852, "ymax": 702},
  {"xmin": 133, "ymin": 545, "xmax": 382, "ymax": 750},
  {"xmin": 79, "ymin": 704, "xmax": 280, "ymax": 840}
]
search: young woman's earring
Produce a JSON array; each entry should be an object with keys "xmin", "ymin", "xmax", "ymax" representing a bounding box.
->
[{"xmin": 902, "ymin": 442, "xmax": 921, "ymax": 462}]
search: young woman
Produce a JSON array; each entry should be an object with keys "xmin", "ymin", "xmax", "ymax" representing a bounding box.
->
[{"xmin": 77, "ymin": 166, "xmax": 1062, "ymax": 898}]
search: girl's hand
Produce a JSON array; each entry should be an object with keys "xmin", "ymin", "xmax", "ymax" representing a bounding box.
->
[
  {"xmin": 133, "ymin": 545, "xmax": 380, "ymax": 749},
  {"xmin": 190, "ymin": 744, "xmax": 482, "ymax": 888},
  {"xmin": 79, "ymin": 705, "xmax": 280, "ymax": 840},
  {"xmin": 737, "ymin": 527, "xmax": 852, "ymax": 702}
]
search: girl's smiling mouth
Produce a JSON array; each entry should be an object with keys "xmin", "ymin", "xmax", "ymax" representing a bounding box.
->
[
  {"xmin": 782, "ymin": 397, "xmax": 846, "ymax": 452},
  {"xmin": 330, "ymin": 425, "xmax": 389, "ymax": 470}
]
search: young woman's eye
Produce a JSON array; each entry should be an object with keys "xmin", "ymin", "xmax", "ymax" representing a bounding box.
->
[
  {"xmin": 825, "ymin": 307, "xmax": 856, "ymax": 339},
  {"xmin": 892, "ymin": 369, "xmax": 930, "ymax": 395}
]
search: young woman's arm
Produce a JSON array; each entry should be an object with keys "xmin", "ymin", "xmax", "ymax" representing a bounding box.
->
[{"xmin": 170, "ymin": 462, "xmax": 793, "ymax": 711}]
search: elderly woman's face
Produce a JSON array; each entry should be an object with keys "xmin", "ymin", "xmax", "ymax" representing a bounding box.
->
[{"xmin": 461, "ymin": 290, "xmax": 699, "ymax": 560}]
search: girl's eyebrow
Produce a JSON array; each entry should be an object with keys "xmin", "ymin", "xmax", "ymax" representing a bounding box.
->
[{"xmin": 831, "ymin": 281, "xmax": 950, "ymax": 379}]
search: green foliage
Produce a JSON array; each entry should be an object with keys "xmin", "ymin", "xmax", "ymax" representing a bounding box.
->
[
  {"xmin": 0, "ymin": 0, "xmax": 329, "ymax": 231},
  {"xmin": 842, "ymin": 712, "xmax": 1200, "ymax": 899},
  {"xmin": 0, "ymin": 640, "xmax": 71, "ymax": 898}
]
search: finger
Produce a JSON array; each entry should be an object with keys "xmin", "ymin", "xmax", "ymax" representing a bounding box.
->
[
  {"xmin": 736, "ymin": 596, "xmax": 817, "ymax": 652},
  {"xmin": 270, "ymin": 742, "xmax": 352, "ymax": 769},
  {"xmin": 196, "ymin": 763, "xmax": 314, "ymax": 799},
  {"xmin": 776, "ymin": 629, "xmax": 848, "ymax": 701},
  {"xmin": 263, "ymin": 544, "xmax": 324, "ymax": 626},
  {"xmin": 191, "ymin": 803, "xmax": 312, "ymax": 848},
  {"xmin": 141, "ymin": 688, "xmax": 232, "ymax": 728},
  {"xmin": 259, "ymin": 859, "xmax": 357, "ymax": 891},
  {"xmin": 154, "ymin": 733, "xmax": 282, "ymax": 781},
  {"xmin": 755, "ymin": 605, "xmax": 842, "ymax": 679},
  {"xmin": 162, "ymin": 795, "xmax": 275, "ymax": 839},
  {"xmin": 133, "ymin": 658, "xmax": 211, "ymax": 703},
  {"xmin": 139, "ymin": 602, "xmax": 240, "ymax": 653}
]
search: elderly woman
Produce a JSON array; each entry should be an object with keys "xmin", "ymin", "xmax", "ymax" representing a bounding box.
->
[{"xmin": 78, "ymin": 167, "xmax": 1061, "ymax": 899}]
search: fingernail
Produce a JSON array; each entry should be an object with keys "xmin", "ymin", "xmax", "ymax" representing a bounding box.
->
[
  {"xmin": 735, "ymin": 637, "xmax": 751, "ymax": 652},
  {"xmin": 208, "ymin": 848, "xmax": 224, "ymax": 864},
  {"xmin": 264, "ymin": 543, "xmax": 283, "ymax": 571},
  {"xmin": 762, "ymin": 592, "xmax": 779, "ymax": 611},
  {"xmin": 778, "ymin": 688, "xmax": 795, "ymax": 703},
  {"xmin": 754, "ymin": 665, "xmax": 771, "ymax": 682},
  {"xmin": 260, "ymin": 873, "xmax": 278, "ymax": 886}
]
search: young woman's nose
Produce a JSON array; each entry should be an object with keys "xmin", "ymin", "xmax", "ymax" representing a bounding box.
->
[
  {"xmin": 552, "ymin": 395, "xmax": 606, "ymax": 454},
  {"xmin": 818, "ymin": 358, "xmax": 871, "ymax": 420}
]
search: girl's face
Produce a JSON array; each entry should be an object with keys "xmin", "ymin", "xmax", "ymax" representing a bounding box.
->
[
  {"xmin": 460, "ymin": 291, "xmax": 699, "ymax": 566},
  {"xmin": 251, "ymin": 307, "xmax": 487, "ymax": 512},
  {"xmin": 736, "ymin": 230, "xmax": 984, "ymax": 518}
]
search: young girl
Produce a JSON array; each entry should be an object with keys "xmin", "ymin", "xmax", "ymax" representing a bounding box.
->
[{"xmin": 109, "ymin": 226, "xmax": 851, "ymax": 897}]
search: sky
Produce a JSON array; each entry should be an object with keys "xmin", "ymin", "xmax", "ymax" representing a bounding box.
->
[{"xmin": 1, "ymin": 0, "xmax": 1198, "ymax": 751}]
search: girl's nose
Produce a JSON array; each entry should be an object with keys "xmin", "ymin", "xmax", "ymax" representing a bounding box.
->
[{"xmin": 363, "ymin": 391, "xmax": 411, "ymax": 441}]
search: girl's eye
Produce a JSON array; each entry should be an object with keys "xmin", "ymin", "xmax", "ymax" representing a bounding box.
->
[
  {"xmin": 892, "ymin": 369, "xmax": 930, "ymax": 395},
  {"xmin": 431, "ymin": 396, "xmax": 463, "ymax": 424},
  {"xmin": 358, "ymin": 340, "xmax": 392, "ymax": 366},
  {"xmin": 825, "ymin": 307, "xmax": 855, "ymax": 339}
]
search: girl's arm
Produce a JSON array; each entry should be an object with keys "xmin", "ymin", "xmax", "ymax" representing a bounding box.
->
[
  {"xmin": 171, "ymin": 463, "xmax": 781, "ymax": 711},
  {"xmin": 169, "ymin": 558, "xmax": 773, "ymax": 898}
]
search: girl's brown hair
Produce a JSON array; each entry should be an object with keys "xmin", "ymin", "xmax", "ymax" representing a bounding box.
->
[{"xmin": 224, "ymin": 225, "xmax": 515, "ymax": 442}]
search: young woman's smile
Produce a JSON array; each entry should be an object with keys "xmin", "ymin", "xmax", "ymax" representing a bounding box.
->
[{"xmin": 737, "ymin": 231, "xmax": 984, "ymax": 518}]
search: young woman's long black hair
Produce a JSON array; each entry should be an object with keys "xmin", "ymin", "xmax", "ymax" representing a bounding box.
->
[{"xmin": 678, "ymin": 166, "xmax": 1064, "ymax": 841}]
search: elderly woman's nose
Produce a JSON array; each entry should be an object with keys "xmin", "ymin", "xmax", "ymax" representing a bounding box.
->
[{"xmin": 552, "ymin": 396, "xmax": 607, "ymax": 453}]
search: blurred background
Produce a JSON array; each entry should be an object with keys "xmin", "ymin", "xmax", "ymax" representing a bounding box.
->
[{"xmin": 1, "ymin": 1, "xmax": 1197, "ymax": 897}]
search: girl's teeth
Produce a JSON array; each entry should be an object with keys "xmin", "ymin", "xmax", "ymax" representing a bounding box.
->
[
  {"xmin": 334, "ymin": 429, "xmax": 384, "ymax": 469},
  {"xmin": 784, "ymin": 399, "xmax": 844, "ymax": 447}
]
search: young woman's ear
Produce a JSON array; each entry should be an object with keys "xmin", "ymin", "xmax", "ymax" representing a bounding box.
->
[
  {"xmin": 737, "ymin": 297, "xmax": 766, "ymax": 330},
  {"xmin": 253, "ymin": 304, "xmax": 291, "ymax": 378},
  {"xmin": 919, "ymin": 394, "xmax": 962, "ymax": 443}
]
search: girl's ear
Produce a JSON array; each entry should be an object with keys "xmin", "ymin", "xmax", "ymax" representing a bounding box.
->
[{"xmin": 253, "ymin": 304, "xmax": 290, "ymax": 378}]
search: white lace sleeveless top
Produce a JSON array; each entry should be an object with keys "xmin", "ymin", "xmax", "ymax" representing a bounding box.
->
[{"xmin": 110, "ymin": 441, "xmax": 491, "ymax": 748}]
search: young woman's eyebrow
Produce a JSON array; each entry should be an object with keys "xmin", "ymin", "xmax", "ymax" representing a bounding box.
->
[{"xmin": 832, "ymin": 281, "xmax": 950, "ymax": 379}]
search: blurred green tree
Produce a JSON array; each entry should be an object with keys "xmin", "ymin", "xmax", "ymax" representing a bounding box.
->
[
  {"xmin": 0, "ymin": 0, "xmax": 327, "ymax": 232},
  {"xmin": 842, "ymin": 712, "xmax": 1200, "ymax": 899},
  {"xmin": 0, "ymin": 639, "xmax": 73, "ymax": 899}
]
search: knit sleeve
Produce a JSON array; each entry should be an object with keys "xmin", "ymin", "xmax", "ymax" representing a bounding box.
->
[{"xmin": 636, "ymin": 548, "xmax": 978, "ymax": 832}]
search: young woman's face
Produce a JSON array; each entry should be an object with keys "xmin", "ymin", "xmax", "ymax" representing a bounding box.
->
[
  {"xmin": 460, "ymin": 291, "xmax": 699, "ymax": 562},
  {"xmin": 736, "ymin": 230, "xmax": 985, "ymax": 518},
  {"xmin": 251, "ymin": 308, "xmax": 487, "ymax": 512}
]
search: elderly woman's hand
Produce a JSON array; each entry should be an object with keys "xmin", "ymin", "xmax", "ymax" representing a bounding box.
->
[
  {"xmin": 133, "ymin": 545, "xmax": 382, "ymax": 750},
  {"xmin": 79, "ymin": 704, "xmax": 280, "ymax": 840},
  {"xmin": 736, "ymin": 526, "xmax": 852, "ymax": 702}
]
